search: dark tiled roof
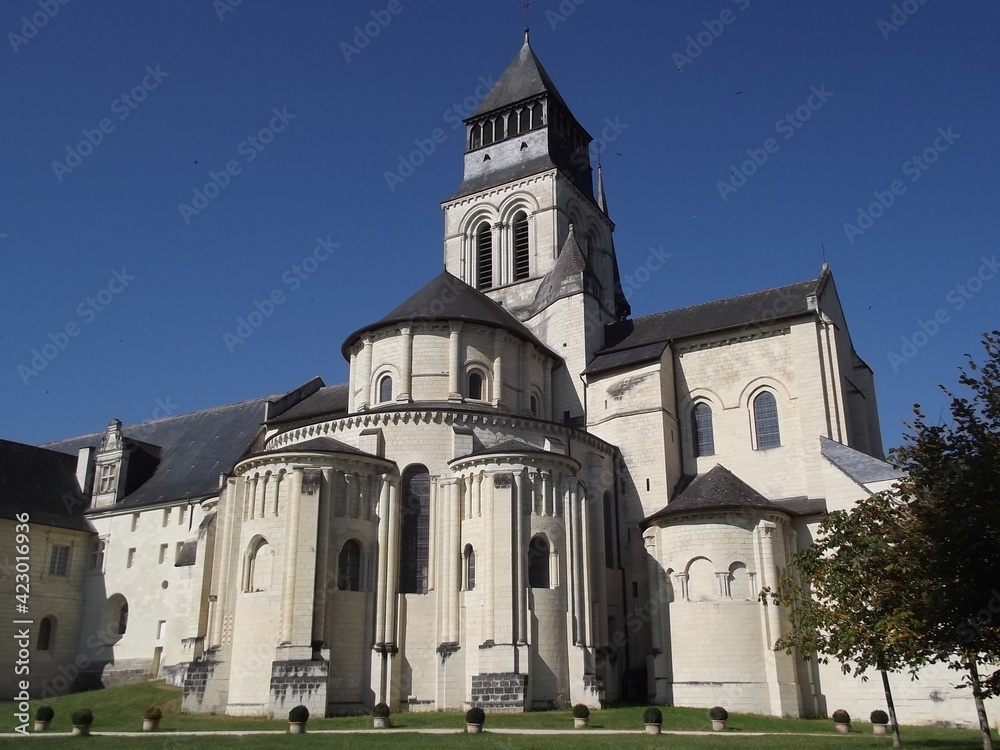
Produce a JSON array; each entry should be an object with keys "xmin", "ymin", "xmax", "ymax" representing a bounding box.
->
[
  {"xmin": 0, "ymin": 440, "xmax": 93, "ymax": 532},
  {"xmin": 43, "ymin": 395, "xmax": 278, "ymax": 509},
  {"xmin": 341, "ymin": 271, "xmax": 554, "ymax": 359},
  {"xmin": 820, "ymin": 436, "xmax": 904, "ymax": 484},
  {"xmin": 446, "ymin": 154, "xmax": 557, "ymax": 203},
  {"xmin": 529, "ymin": 226, "xmax": 599, "ymax": 311},
  {"xmin": 772, "ymin": 496, "xmax": 828, "ymax": 516},
  {"xmin": 587, "ymin": 273, "xmax": 825, "ymax": 375},
  {"xmin": 452, "ymin": 438, "xmax": 575, "ymax": 465},
  {"xmin": 471, "ymin": 33, "xmax": 573, "ymax": 118},
  {"xmin": 645, "ymin": 464, "xmax": 788, "ymax": 526},
  {"xmin": 267, "ymin": 384, "xmax": 349, "ymax": 425},
  {"xmin": 255, "ymin": 436, "xmax": 373, "ymax": 459}
]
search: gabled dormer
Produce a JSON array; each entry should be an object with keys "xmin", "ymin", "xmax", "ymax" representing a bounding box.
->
[{"xmin": 91, "ymin": 419, "xmax": 126, "ymax": 508}]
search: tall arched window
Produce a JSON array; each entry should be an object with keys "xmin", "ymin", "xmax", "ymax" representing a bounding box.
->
[
  {"xmin": 482, "ymin": 119, "xmax": 494, "ymax": 145},
  {"xmin": 494, "ymin": 115, "xmax": 506, "ymax": 141},
  {"xmin": 476, "ymin": 222, "xmax": 493, "ymax": 290},
  {"xmin": 528, "ymin": 535, "xmax": 550, "ymax": 588},
  {"xmin": 529, "ymin": 395, "xmax": 538, "ymax": 416},
  {"xmin": 464, "ymin": 544, "xmax": 476, "ymax": 591},
  {"xmin": 400, "ymin": 466, "xmax": 431, "ymax": 594},
  {"xmin": 245, "ymin": 537, "xmax": 273, "ymax": 593},
  {"xmin": 468, "ymin": 371, "xmax": 484, "ymax": 400},
  {"xmin": 692, "ymin": 402, "xmax": 715, "ymax": 457},
  {"xmin": 513, "ymin": 211, "xmax": 530, "ymax": 281},
  {"xmin": 753, "ymin": 391, "xmax": 781, "ymax": 449},
  {"xmin": 37, "ymin": 616, "xmax": 54, "ymax": 651},
  {"xmin": 378, "ymin": 374, "xmax": 393, "ymax": 403},
  {"xmin": 338, "ymin": 540, "xmax": 362, "ymax": 591}
]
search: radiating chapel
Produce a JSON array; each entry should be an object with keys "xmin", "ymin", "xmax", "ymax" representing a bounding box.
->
[{"xmin": 2, "ymin": 32, "xmax": 989, "ymax": 725}]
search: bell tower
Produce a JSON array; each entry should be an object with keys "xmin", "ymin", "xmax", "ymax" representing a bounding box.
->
[{"xmin": 441, "ymin": 31, "xmax": 629, "ymax": 326}]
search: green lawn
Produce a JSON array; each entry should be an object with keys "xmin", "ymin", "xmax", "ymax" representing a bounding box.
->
[{"xmin": 1, "ymin": 680, "xmax": 993, "ymax": 749}]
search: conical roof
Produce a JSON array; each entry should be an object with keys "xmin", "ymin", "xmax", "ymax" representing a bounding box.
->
[
  {"xmin": 471, "ymin": 31, "xmax": 572, "ymax": 118},
  {"xmin": 644, "ymin": 464, "xmax": 788, "ymax": 526},
  {"xmin": 341, "ymin": 271, "xmax": 552, "ymax": 358}
]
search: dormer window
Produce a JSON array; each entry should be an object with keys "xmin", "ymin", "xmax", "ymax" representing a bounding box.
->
[{"xmin": 98, "ymin": 463, "xmax": 116, "ymax": 493}]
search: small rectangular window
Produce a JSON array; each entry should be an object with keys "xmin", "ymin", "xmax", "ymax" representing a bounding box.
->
[
  {"xmin": 159, "ymin": 543, "xmax": 168, "ymax": 564},
  {"xmin": 156, "ymin": 620, "xmax": 166, "ymax": 640},
  {"xmin": 162, "ymin": 508, "xmax": 170, "ymax": 527},
  {"xmin": 178, "ymin": 506, "xmax": 187, "ymax": 526},
  {"xmin": 127, "ymin": 548, "xmax": 136, "ymax": 569},
  {"xmin": 48, "ymin": 545, "xmax": 70, "ymax": 577},
  {"xmin": 88, "ymin": 539, "xmax": 106, "ymax": 572},
  {"xmin": 131, "ymin": 513, "xmax": 139, "ymax": 532},
  {"xmin": 175, "ymin": 542, "xmax": 184, "ymax": 562}
]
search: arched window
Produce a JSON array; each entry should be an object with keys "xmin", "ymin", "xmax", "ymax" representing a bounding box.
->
[
  {"xmin": 378, "ymin": 374, "xmax": 393, "ymax": 403},
  {"xmin": 513, "ymin": 211, "xmax": 530, "ymax": 281},
  {"xmin": 117, "ymin": 601, "xmax": 129, "ymax": 635},
  {"xmin": 531, "ymin": 102, "xmax": 543, "ymax": 128},
  {"xmin": 476, "ymin": 221, "xmax": 493, "ymax": 290},
  {"xmin": 753, "ymin": 391, "xmax": 781, "ymax": 449},
  {"xmin": 494, "ymin": 115, "xmax": 506, "ymax": 141},
  {"xmin": 692, "ymin": 402, "xmax": 715, "ymax": 457},
  {"xmin": 400, "ymin": 466, "xmax": 430, "ymax": 594},
  {"xmin": 338, "ymin": 540, "xmax": 362, "ymax": 591},
  {"xmin": 728, "ymin": 562, "xmax": 750, "ymax": 599},
  {"xmin": 528, "ymin": 535, "xmax": 550, "ymax": 588},
  {"xmin": 468, "ymin": 371, "xmax": 484, "ymax": 400},
  {"xmin": 464, "ymin": 544, "xmax": 476, "ymax": 591},
  {"xmin": 470, "ymin": 124, "xmax": 481, "ymax": 150},
  {"xmin": 246, "ymin": 537, "xmax": 273, "ymax": 593},
  {"xmin": 518, "ymin": 107, "xmax": 530, "ymax": 134},
  {"xmin": 529, "ymin": 395, "xmax": 538, "ymax": 416},
  {"xmin": 482, "ymin": 119, "xmax": 493, "ymax": 145},
  {"xmin": 37, "ymin": 616, "xmax": 54, "ymax": 651}
]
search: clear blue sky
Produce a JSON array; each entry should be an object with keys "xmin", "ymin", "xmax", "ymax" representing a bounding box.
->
[{"xmin": 2, "ymin": 0, "xmax": 997, "ymax": 455}]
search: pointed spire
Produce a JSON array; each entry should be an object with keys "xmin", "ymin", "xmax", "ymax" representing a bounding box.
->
[{"xmin": 596, "ymin": 164, "xmax": 608, "ymax": 216}]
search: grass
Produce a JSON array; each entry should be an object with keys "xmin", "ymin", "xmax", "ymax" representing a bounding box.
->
[{"xmin": 1, "ymin": 680, "xmax": 993, "ymax": 749}]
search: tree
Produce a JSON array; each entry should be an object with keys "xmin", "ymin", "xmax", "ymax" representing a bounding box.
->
[
  {"xmin": 762, "ymin": 490, "xmax": 927, "ymax": 750},
  {"xmin": 891, "ymin": 330, "xmax": 1000, "ymax": 750}
]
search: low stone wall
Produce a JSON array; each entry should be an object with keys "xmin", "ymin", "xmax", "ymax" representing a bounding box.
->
[{"xmin": 470, "ymin": 672, "xmax": 527, "ymax": 711}]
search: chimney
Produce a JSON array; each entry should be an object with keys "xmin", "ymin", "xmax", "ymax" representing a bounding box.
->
[{"xmin": 76, "ymin": 446, "xmax": 94, "ymax": 496}]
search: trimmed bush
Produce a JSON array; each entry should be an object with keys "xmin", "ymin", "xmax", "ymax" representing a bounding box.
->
[
  {"xmin": 288, "ymin": 705, "xmax": 309, "ymax": 723},
  {"xmin": 572, "ymin": 703, "xmax": 590, "ymax": 719},
  {"xmin": 870, "ymin": 709, "xmax": 889, "ymax": 725},
  {"xmin": 35, "ymin": 706, "xmax": 54, "ymax": 722},
  {"xmin": 644, "ymin": 707, "xmax": 662, "ymax": 724},
  {"xmin": 466, "ymin": 707, "xmax": 486, "ymax": 725},
  {"xmin": 832, "ymin": 709, "xmax": 851, "ymax": 724},
  {"xmin": 71, "ymin": 708, "xmax": 94, "ymax": 727},
  {"xmin": 709, "ymin": 706, "xmax": 729, "ymax": 721},
  {"xmin": 373, "ymin": 703, "xmax": 390, "ymax": 718},
  {"xmin": 144, "ymin": 706, "xmax": 162, "ymax": 721}
]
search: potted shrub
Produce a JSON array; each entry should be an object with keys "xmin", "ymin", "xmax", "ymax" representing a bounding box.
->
[
  {"xmin": 643, "ymin": 706, "xmax": 662, "ymax": 735},
  {"xmin": 142, "ymin": 705, "xmax": 162, "ymax": 731},
  {"xmin": 466, "ymin": 706, "xmax": 486, "ymax": 734},
  {"xmin": 372, "ymin": 702, "xmax": 390, "ymax": 729},
  {"xmin": 709, "ymin": 705, "xmax": 729, "ymax": 731},
  {"xmin": 34, "ymin": 705, "xmax": 54, "ymax": 732},
  {"xmin": 71, "ymin": 708, "xmax": 94, "ymax": 736},
  {"xmin": 832, "ymin": 709, "xmax": 851, "ymax": 733},
  {"xmin": 572, "ymin": 703, "xmax": 590, "ymax": 729},
  {"xmin": 870, "ymin": 709, "xmax": 888, "ymax": 735},
  {"xmin": 288, "ymin": 704, "xmax": 309, "ymax": 734}
]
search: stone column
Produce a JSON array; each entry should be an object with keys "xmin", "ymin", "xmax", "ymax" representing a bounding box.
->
[
  {"xmin": 483, "ymin": 470, "xmax": 495, "ymax": 643},
  {"xmin": 211, "ymin": 478, "xmax": 239, "ymax": 649},
  {"xmin": 384, "ymin": 477, "xmax": 401, "ymax": 646},
  {"xmin": 398, "ymin": 325, "xmax": 413, "ymax": 402},
  {"xmin": 644, "ymin": 532, "xmax": 663, "ymax": 654},
  {"xmin": 348, "ymin": 350, "xmax": 357, "ymax": 412},
  {"xmin": 448, "ymin": 322, "xmax": 463, "ymax": 401},
  {"xmin": 446, "ymin": 478, "xmax": 461, "ymax": 643},
  {"xmin": 516, "ymin": 468, "xmax": 528, "ymax": 644},
  {"xmin": 492, "ymin": 329, "xmax": 505, "ymax": 407},
  {"xmin": 374, "ymin": 478, "xmax": 391, "ymax": 645},
  {"xmin": 358, "ymin": 335, "xmax": 374, "ymax": 410},
  {"xmin": 567, "ymin": 479, "xmax": 582, "ymax": 644},
  {"xmin": 313, "ymin": 468, "xmax": 333, "ymax": 643},
  {"xmin": 280, "ymin": 468, "xmax": 303, "ymax": 644},
  {"xmin": 579, "ymin": 484, "xmax": 594, "ymax": 647}
]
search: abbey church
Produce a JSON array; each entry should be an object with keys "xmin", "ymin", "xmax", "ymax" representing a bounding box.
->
[{"xmin": 1, "ymin": 33, "xmax": 990, "ymax": 725}]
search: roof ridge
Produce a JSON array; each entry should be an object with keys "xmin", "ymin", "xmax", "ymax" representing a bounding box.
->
[{"xmin": 631, "ymin": 275, "xmax": 820, "ymax": 324}]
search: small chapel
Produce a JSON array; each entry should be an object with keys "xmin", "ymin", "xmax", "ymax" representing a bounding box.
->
[{"xmin": 2, "ymin": 31, "xmax": 988, "ymax": 726}]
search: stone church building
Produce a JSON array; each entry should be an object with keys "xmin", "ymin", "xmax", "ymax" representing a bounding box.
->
[{"xmin": 2, "ymin": 33, "xmax": 991, "ymax": 726}]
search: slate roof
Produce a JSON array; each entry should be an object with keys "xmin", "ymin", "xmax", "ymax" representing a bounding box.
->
[
  {"xmin": 0, "ymin": 440, "xmax": 93, "ymax": 532},
  {"xmin": 587, "ymin": 273, "xmax": 826, "ymax": 375},
  {"xmin": 267, "ymin": 384, "xmax": 349, "ymax": 426},
  {"xmin": 254, "ymin": 436, "xmax": 376, "ymax": 459},
  {"xmin": 471, "ymin": 32, "xmax": 574, "ymax": 119},
  {"xmin": 446, "ymin": 154, "xmax": 563, "ymax": 203},
  {"xmin": 644, "ymin": 464, "xmax": 789, "ymax": 526},
  {"xmin": 43, "ymin": 395, "xmax": 278, "ymax": 509},
  {"xmin": 820, "ymin": 436, "xmax": 903, "ymax": 484},
  {"xmin": 452, "ymin": 438, "xmax": 577, "ymax": 466},
  {"xmin": 341, "ymin": 271, "xmax": 555, "ymax": 359}
]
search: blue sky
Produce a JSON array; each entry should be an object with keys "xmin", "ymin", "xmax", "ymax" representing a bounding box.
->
[{"xmin": 2, "ymin": 0, "xmax": 997, "ymax": 454}]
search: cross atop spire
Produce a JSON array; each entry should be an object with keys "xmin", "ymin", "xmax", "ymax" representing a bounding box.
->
[{"xmin": 521, "ymin": 0, "xmax": 533, "ymax": 35}]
